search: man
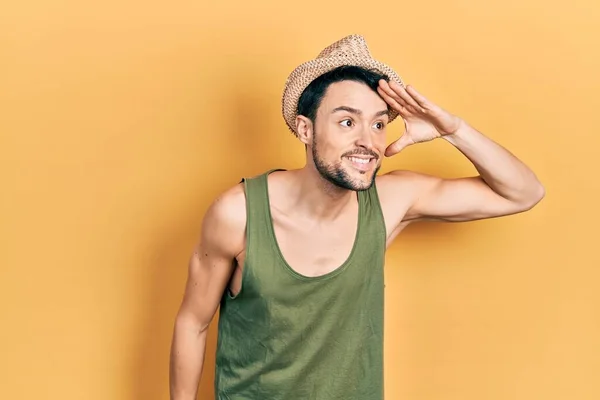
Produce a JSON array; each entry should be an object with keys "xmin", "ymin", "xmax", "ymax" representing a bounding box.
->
[{"xmin": 169, "ymin": 34, "xmax": 544, "ymax": 400}]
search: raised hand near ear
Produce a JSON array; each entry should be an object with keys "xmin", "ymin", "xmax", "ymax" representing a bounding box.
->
[{"xmin": 377, "ymin": 80, "xmax": 463, "ymax": 157}]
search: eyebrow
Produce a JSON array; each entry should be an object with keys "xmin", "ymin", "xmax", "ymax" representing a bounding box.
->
[{"xmin": 331, "ymin": 106, "xmax": 389, "ymax": 118}]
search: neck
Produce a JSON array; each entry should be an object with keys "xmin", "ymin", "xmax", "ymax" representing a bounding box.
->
[{"xmin": 286, "ymin": 165, "xmax": 357, "ymax": 220}]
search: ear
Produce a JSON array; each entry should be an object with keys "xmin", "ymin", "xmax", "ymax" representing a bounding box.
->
[{"xmin": 295, "ymin": 115, "xmax": 314, "ymax": 146}]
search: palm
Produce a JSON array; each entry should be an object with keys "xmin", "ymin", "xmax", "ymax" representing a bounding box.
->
[
  {"xmin": 403, "ymin": 117, "xmax": 440, "ymax": 144},
  {"xmin": 377, "ymin": 80, "xmax": 462, "ymax": 157}
]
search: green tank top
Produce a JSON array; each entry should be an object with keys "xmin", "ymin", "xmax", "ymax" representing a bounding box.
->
[{"xmin": 214, "ymin": 169, "xmax": 387, "ymax": 400}]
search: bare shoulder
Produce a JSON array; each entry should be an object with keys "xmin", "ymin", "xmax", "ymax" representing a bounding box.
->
[
  {"xmin": 376, "ymin": 168, "xmax": 441, "ymax": 195},
  {"xmin": 176, "ymin": 182, "xmax": 247, "ymax": 328},
  {"xmin": 375, "ymin": 170, "xmax": 441, "ymax": 237},
  {"xmin": 201, "ymin": 182, "xmax": 247, "ymax": 258},
  {"xmin": 376, "ymin": 169, "xmax": 438, "ymax": 207},
  {"xmin": 376, "ymin": 169, "xmax": 438, "ymax": 189}
]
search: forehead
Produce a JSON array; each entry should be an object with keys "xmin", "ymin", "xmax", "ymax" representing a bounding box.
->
[{"xmin": 318, "ymin": 80, "xmax": 388, "ymax": 116}]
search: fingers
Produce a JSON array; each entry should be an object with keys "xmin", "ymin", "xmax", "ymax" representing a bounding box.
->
[
  {"xmin": 385, "ymin": 133, "xmax": 413, "ymax": 157},
  {"xmin": 378, "ymin": 80, "xmax": 406, "ymax": 108},
  {"xmin": 379, "ymin": 80, "xmax": 421, "ymax": 114},
  {"xmin": 405, "ymin": 85, "xmax": 431, "ymax": 109},
  {"xmin": 377, "ymin": 84, "xmax": 412, "ymax": 117},
  {"xmin": 386, "ymin": 116, "xmax": 412, "ymax": 157},
  {"xmin": 379, "ymin": 80, "xmax": 431, "ymax": 114},
  {"xmin": 396, "ymin": 84, "xmax": 424, "ymax": 113}
]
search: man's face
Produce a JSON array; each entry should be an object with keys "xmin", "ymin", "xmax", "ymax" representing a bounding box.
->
[{"xmin": 310, "ymin": 80, "xmax": 389, "ymax": 191}]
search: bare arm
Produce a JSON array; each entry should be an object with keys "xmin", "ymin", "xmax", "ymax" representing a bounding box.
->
[
  {"xmin": 375, "ymin": 80, "xmax": 545, "ymax": 227},
  {"xmin": 382, "ymin": 121, "xmax": 545, "ymax": 223},
  {"xmin": 169, "ymin": 184, "xmax": 246, "ymax": 400}
]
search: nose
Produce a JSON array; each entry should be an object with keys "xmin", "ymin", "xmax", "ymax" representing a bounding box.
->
[{"xmin": 355, "ymin": 125, "xmax": 376, "ymax": 150}]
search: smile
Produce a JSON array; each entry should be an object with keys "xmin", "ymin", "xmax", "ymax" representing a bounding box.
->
[
  {"xmin": 344, "ymin": 156, "xmax": 376, "ymax": 171},
  {"xmin": 347, "ymin": 157, "xmax": 370, "ymax": 164}
]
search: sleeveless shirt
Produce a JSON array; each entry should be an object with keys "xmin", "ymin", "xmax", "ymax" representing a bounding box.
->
[{"xmin": 214, "ymin": 169, "xmax": 387, "ymax": 400}]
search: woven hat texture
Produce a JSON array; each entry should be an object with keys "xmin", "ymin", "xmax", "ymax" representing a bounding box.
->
[{"xmin": 281, "ymin": 34, "xmax": 404, "ymax": 136}]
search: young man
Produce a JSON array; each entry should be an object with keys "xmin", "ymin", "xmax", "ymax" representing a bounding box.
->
[{"xmin": 169, "ymin": 34, "xmax": 544, "ymax": 400}]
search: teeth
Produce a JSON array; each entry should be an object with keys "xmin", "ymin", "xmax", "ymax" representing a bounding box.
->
[{"xmin": 348, "ymin": 157, "xmax": 370, "ymax": 164}]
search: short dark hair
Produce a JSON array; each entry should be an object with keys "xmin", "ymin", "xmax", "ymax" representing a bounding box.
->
[{"xmin": 296, "ymin": 65, "xmax": 390, "ymax": 124}]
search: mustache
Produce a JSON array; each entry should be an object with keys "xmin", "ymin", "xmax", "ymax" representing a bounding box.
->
[{"xmin": 342, "ymin": 149, "xmax": 379, "ymax": 159}]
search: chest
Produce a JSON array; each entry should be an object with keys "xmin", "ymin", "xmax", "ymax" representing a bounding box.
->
[
  {"xmin": 272, "ymin": 210, "xmax": 359, "ymax": 278},
  {"xmin": 230, "ymin": 213, "xmax": 359, "ymax": 296}
]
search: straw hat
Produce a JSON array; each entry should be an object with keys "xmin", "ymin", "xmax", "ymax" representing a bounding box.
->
[{"xmin": 281, "ymin": 34, "xmax": 404, "ymax": 136}]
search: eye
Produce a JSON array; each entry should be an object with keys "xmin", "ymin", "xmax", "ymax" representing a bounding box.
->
[
  {"xmin": 340, "ymin": 119, "xmax": 353, "ymax": 128},
  {"xmin": 373, "ymin": 121, "xmax": 386, "ymax": 130}
]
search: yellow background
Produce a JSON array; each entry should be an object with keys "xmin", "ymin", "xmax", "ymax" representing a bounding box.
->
[{"xmin": 2, "ymin": 1, "xmax": 599, "ymax": 399}]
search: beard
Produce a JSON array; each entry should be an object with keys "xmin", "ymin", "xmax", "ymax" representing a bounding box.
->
[{"xmin": 312, "ymin": 131, "xmax": 380, "ymax": 192}]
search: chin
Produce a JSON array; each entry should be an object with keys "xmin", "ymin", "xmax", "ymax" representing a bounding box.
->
[
  {"xmin": 323, "ymin": 165, "xmax": 379, "ymax": 192},
  {"xmin": 313, "ymin": 152, "xmax": 380, "ymax": 192},
  {"xmin": 349, "ymin": 171, "xmax": 377, "ymax": 191}
]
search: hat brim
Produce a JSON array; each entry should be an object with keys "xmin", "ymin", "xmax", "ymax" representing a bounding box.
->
[{"xmin": 282, "ymin": 56, "xmax": 404, "ymax": 135}]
